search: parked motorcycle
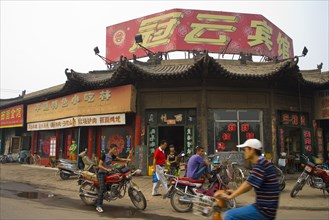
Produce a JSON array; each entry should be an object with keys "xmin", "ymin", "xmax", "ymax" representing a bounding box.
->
[
  {"xmin": 57, "ymin": 149, "xmax": 96, "ymax": 180},
  {"xmin": 290, "ymin": 154, "xmax": 329, "ymax": 197},
  {"xmin": 0, "ymin": 153, "xmax": 18, "ymax": 164},
  {"xmin": 78, "ymin": 164, "xmax": 147, "ymax": 210},
  {"xmin": 164, "ymin": 165, "xmax": 236, "ymax": 213}
]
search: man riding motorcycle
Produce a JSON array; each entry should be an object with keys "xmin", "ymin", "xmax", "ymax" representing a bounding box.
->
[
  {"xmin": 217, "ymin": 139, "xmax": 280, "ymax": 220},
  {"xmin": 95, "ymin": 143, "xmax": 131, "ymax": 213}
]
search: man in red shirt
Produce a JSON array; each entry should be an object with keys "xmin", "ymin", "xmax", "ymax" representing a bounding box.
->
[{"xmin": 152, "ymin": 140, "xmax": 168, "ymax": 196}]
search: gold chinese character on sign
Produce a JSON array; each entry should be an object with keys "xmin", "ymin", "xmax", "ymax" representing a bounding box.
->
[
  {"xmin": 129, "ymin": 12, "xmax": 184, "ymax": 53},
  {"xmin": 248, "ymin": 20, "xmax": 273, "ymax": 50},
  {"xmin": 51, "ymin": 100, "xmax": 58, "ymax": 110},
  {"xmin": 43, "ymin": 102, "xmax": 49, "ymax": 111},
  {"xmin": 100, "ymin": 90, "xmax": 111, "ymax": 101},
  {"xmin": 71, "ymin": 95, "xmax": 80, "ymax": 105},
  {"xmin": 62, "ymin": 98, "xmax": 68, "ymax": 108},
  {"xmin": 5, "ymin": 110, "xmax": 10, "ymax": 119},
  {"xmin": 0, "ymin": 112, "xmax": 5, "ymax": 121},
  {"xmin": 277, "ymin": 32, "xmax": 290, "ymax": 59},
  {"xmin": 84, "ymin": 92, "xmax": 95, "ymax": 103},
  {"xmin": 10, "ymin": 109, "xmax": 16, "ymax": 119},
  {"xmin": 185, "ymin": 13, "xmax": 238, "ymax": 45},
  {"xmin": 16, "ymin": 108, "xmax": 22, "ymax": 118},
  {"xmin": 35, "ymin": 104, "xmax": 41, "ymax": 112}
]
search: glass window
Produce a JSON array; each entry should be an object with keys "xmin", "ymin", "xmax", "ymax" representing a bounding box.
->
[
  {"xmin": 239, "ymin": 122, "xmax": 261, "ymax": 144},
  {"xmin": 214, "ymin": 122, "xmax": 238, "ymax": 152},
  {"xmin": 213, "ymin": 109, "xmax": 262, "ymax": 152},
  {"xmin": 38, "ymin": 131, "xmax": 55, "ymax": 158},
  {"xmin": 239, "ymin": 110, "xmax": 260, "ymax": 120},
  {"xmin": 214, "ymin": 110, "xmax": 237, "ymax": 120}
]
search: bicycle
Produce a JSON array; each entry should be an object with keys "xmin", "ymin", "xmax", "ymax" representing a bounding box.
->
[
  {"xmin": 28, "ymin": 152, "xmax": 41, "ymax": 165},
  {"xmin": 219, "ymin": 154, "xmax": 249, "ymax": 189}
]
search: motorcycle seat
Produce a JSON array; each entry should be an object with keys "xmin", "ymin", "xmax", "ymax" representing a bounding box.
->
[
  {"xmin": 179, "ymin": 177, "xmax": 205, "ymax": 183},
  {"xmin": 58, "ymin": 159, "xmax": 77, "ymax": 164},
  {"xmin": 81, "ymin": 171, "xmax": 98, "ymax": 182}
]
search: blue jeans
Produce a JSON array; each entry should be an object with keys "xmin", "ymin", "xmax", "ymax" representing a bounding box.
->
[
  {"xmin": 224, "ymin": 204, "xmax": 270, "ymax": 220},
  {"xmin": 192, "ymin": 164, "xmax": 210, "ymax": 179}
]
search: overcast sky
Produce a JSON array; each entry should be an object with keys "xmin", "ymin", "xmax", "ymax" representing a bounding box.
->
[{"xmin": 1, "ymin": 0, "xmax": 328, "ymax": 99}]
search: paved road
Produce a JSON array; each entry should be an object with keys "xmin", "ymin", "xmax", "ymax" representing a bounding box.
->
[{"xmin": 1, "ymin": 163, "xmax": 328, "ymax": 220}]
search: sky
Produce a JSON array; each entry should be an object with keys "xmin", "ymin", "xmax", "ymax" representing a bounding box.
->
[{"xmin": 1, "ymin": 0, "xmax": 328, "ymax": 99}]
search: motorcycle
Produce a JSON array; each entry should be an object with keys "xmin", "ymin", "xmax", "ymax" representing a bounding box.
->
[
  {"xmin": 78, "ymin": 164, "xmax": 147, "ymax": 210},
  {"xmin": 57, "ymin": 149, "xmax": 96, "ymax": 180},
  {"xmin": 290, "ymin": 154, "xmax": 329, "ymax": 197},
  {"xmin": 192, "ymin": 189, "xmax": 229, "ymax": 220},
  {"xmin": 164, "ymin": 165, "xmax": 236, "ymax": 213}
]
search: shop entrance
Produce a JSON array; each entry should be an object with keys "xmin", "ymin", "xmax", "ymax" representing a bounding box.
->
[
  {"xmin": 283, "ymin": 127, "xmax": 301, "ymax": 157},
  {"xmin": 158, "ymin": 126, "xmax": 184, "ymax": 155}
]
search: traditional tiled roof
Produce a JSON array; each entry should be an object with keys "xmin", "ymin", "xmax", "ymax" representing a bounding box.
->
[
  {"xmin": 1, "ymin": 54, "xmax": 328, "ymax": 109},
  {"xmin": 300, "ymin": 70, "xmax": 329, "ymax": 87},
  {"xmin": 0, "ymin": 84, "xmax": 65, "ymax": 108}
]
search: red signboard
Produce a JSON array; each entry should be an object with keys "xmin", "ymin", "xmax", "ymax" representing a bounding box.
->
[
  {"xmin": 0, "ymin": 104, "xmax": 24, "ymax": 128},
  {"xmin": 106, "ymin": 8, "xmax": 294, "ymax": 61}
]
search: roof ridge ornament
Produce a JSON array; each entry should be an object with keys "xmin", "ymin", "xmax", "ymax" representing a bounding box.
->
[{"xmin": 192, "ymin": 50, "xmax": 208, "ymax": 61}]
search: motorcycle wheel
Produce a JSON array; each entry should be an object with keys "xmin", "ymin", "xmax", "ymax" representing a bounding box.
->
[
  {"xmin": 128, "ymin": 188, "xmax": 147, "ymax": 210},
  {"xmin": 59, "ymin": 171, "xmax": 71, "ymax": 180},
  {"xmin": 79, "ymin": 182, "xmax": 97, "ymax": 206},
  {"xmin": 290, "ymin": 180, "xmax": 305, "ymax": 198},
  {"xmin": 170, "ymin": 187, "xmax": 193, "ymax": 212},
  {"xmin": 279, "ymin": 181, "xmax": 286, "ymax": 191}
]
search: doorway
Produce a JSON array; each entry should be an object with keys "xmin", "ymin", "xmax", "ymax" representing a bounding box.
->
[
  {"xmin": 158, "ymin": 126, "xmax": 184, "ymax": 155},
  {"xmin": 283, "ymin": 127, "xmax": 301, "ymax": 156}
]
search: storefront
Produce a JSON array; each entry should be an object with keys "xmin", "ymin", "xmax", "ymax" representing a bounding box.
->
[
  {"xmin": 144, "ymin": 109, "xmax": 197, "ymax": 158},
  {"xmin": 314, "ymin": 89, "xmax": 329, "ymax": 162},
  {"xmin": 0, "ymin": 104, "xmax": 30, "ymax": 158},
  {"xmin": 26, "ymin": 84, "xmax": 136, "ymax": 165},
  {"xmin": 1, "ymin": 8, "xmax": 328, "ymax": 172}
]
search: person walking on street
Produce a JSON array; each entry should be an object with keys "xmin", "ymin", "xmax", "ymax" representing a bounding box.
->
[
  {"xmin": 216, "ymin": 139, "xmax": 280, "ymax": 220},
  {"xmin": 69, "ymin": 140, "xmax": 77, "ymax": 161},
  {"xmin": 95, "ymin": 143, "xmax": 131, "ymax": 213},
  {"xmin": 186, "ymin": 146, "xmax": 211, "ymax": 180},
  {"xmin": 152, "ymin": 140, "xmax": 168, "ymax": 196}
]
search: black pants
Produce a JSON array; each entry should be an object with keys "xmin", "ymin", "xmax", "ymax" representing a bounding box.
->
[{"xmin": 96, "ymin": 173, "xmax": 106, "ymax": 207}]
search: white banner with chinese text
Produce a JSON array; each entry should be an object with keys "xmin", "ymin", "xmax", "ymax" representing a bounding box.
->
[{"xmin": 27, "ymin": 113, "xmax": 125, "ymax": 131}]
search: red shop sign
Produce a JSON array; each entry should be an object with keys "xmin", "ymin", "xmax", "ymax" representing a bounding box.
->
[
  {"xmin": 0, "ymin": 104, "xmax": 24, "ymax": 128},
  {"xmin": 106, "ymin": 9, "xmax": 293, "ymax": 61}
]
